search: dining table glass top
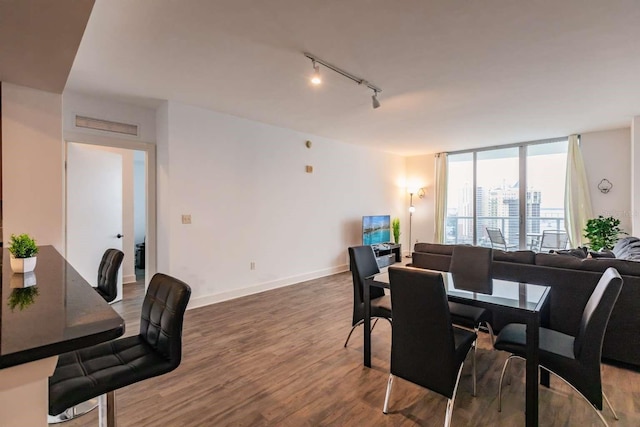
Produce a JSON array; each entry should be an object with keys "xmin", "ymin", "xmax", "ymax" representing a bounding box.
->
[{"xmin": 373, "ymin": 267, "xmax": 550, "ymax": 312}]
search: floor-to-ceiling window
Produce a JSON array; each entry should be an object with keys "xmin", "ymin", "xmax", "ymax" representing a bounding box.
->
[{"xmin": 445, "ymin": 138, "xmax": 568, "ymax": 250}]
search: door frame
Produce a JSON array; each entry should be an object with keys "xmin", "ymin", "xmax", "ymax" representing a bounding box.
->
[{"xmin": 64, "ymin": 130, "xmax": 157, "ymax": 287}]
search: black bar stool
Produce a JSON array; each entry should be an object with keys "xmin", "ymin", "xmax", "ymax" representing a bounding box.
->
[{"xmin": 48, "ymin": 273, "xmax": 191, "ymax": 426}]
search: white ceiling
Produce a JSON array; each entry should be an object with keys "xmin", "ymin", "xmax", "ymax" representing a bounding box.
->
[{"xmin": 66, "ymin": 0, "xmax": 640, "ymax": 155}]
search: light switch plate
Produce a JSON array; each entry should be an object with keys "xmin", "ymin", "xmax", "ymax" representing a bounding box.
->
[{"xmin": 182, "ymin": 214, "xmax": 192, "ymax": 224}]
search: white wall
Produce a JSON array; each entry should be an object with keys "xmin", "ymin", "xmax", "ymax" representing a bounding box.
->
[
  {"xmin": 62, "ymin": 92, "xmax": 157, "ymax": 283},
  {"xmin": 406, "ymin": 154, "xmax": 436, "ymax": 247},
  {"xmin": 133, "ymin": 152, "xmax": 146, "ymax": 245},
  {"xmin": 2, "ymin": 82, "xmax": 64, "ymax": 251},
  {"xmin": 63, "ymin": 91, "xmax": 156, "ymax": 143},
  {"xmin": 158, "ymin": 101, "xmax": 405, "ymax": 306},
  {"xmin": 581, "ymin": 128, "xmax": 632, "ymax": 233},
  {"xmin": 155, "ymin": 102, "xmax": 170, "ymax": 273}
]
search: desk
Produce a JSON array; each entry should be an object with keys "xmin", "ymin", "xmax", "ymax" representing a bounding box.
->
[
  {"xmin": 0, "ymin": 246, "xmax": 124, "ymax": 426},
  {"xmin": 364, "ymin": 267, "xmax": 550, "ymax": 427}
]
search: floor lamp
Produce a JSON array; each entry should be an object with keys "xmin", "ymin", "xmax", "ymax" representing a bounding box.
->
[{"xmin": 406, "ymin": 192, "xmax": 415, "ymax": 258}]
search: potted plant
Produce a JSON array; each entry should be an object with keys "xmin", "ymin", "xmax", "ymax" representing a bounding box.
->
[
  {"xmin": 583, "ymin": 216, "xmax": 626, "ymax": 251},
  {"xmin": 8, "ymin": 233, "xmax": 39, "ymax": 273},
  {"xmin": 392, "ymin": 218, "xmax": 401, "ymax": 245}
]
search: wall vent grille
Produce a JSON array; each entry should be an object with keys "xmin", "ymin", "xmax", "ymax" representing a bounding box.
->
[{"xmin": 75, "ymin": 115, "xmax": 139, "ymax": 136}]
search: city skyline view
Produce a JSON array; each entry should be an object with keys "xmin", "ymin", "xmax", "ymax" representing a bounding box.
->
[{"xmin": 445, "ymin": 141, "xmax": 568, "ymax": 247}]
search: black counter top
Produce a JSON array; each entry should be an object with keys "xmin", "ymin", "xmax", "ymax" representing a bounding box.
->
[{"xmin": 0, "ymin": 246, "xmax": 124, "ymax": 369}]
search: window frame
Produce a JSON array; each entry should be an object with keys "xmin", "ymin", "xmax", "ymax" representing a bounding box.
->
[{"xmin": 446, "ymin": 136, "xmax": 568, "ymax": 249}]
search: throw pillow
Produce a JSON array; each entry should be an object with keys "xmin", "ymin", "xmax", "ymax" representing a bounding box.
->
[
  {"xmin": 588, "ymin": 250, "xmax": 616, "ymax": 259},
  {"xmin": 550, "ymin": 247, "xmax": 588, "ymax": 258}
]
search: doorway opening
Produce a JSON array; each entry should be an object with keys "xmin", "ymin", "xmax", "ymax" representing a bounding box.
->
[{"xmin": 64, "ymin": 135, "xmax": 156, "ymax": 306}]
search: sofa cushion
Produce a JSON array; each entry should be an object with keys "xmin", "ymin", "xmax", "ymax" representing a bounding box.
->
[
  {"xmin": 580, "ymin": 258, "xmax": 640, "ymax": 276},
  {"xmin": 550, "ymin": 247, "xmax": 588, "ymax": 258},
  {"xmin": 413, "ymin": 243, "xmax": 455, "ymax": 255},
  {"xmin": 588, "ymin": 250, "xmax": 615, "ymax": 259},
  {"xmin": 493, "ymin": 250, "xmax": 535, "ymax": 264},
  {"xmin": 535, "ymin": 253, "xmax": 584, "ymax": 269},
  {"xmin": 411, "ymin": 252, "xmax": 451, "ymax": 272}
]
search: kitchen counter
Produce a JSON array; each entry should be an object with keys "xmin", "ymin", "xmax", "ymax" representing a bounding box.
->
[{"xmin": 0, "ymin": 245, "xmax": 124, "ymax": 426}]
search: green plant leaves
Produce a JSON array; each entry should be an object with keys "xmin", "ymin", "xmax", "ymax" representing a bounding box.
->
[
  {"xmin": 583, "ymin": 216, "xmax": 626, "ymax": 251},
  {"xmin": 8, "ymin": 234, "xmax": 38, "ymax": 258},
  {"xmin": 392, "ymin": 217, "xmax": 401, "ymax": 244}
]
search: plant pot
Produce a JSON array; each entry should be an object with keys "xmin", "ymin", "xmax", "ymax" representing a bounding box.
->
[{"xmin": 10, "ymin": 255, "xmax": 37, "ymax": 273}]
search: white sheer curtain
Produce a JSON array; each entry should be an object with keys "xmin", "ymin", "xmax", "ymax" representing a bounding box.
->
[
  {"xmin": 564, "ymin": 135, "xmax": 593, "ymax": 247},
  {"xmin": 434, "ymin": 153, "xmax": 448, "ymax": 243}
]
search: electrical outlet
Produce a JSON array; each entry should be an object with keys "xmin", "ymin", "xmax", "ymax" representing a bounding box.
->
[
  {"xmin": 250, "ymin": 261, "xmax": 256, "ymax": 270},
  {"xmin": 182, "ymin": 214, "xmax": 192, "ymax": 224}
]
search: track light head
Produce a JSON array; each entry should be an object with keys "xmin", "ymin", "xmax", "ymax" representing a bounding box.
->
[
  {"xmin": 311, "ymin": 61, "xmax": 321, "ymax": 85},
  {"xmin": 304, "ymin": 53, "xmax": 382, "ymax": 106},
  {"xmin": 372, "ymin": 90, "xmax": 381, "ymax": 109}
]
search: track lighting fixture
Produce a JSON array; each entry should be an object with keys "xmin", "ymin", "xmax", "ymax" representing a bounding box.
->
[
  {"xmin": 372, "ymin": 90, "xmax": 381, "ymax": 109},
  {"xmin": 311, "ymin": 61, "xmax": 321, "ymax": 85},
  {"xmin": 304, "ymin": 52, "xmax": 382, "ymax": 109}
]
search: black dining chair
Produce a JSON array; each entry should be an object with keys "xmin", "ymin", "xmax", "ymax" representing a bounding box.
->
[
  {"xmin": 95, "ymin": 248, "xmax": 124, "ymax": 303},
  {"xmin": 494, "ymin": 267, "xmax": 623, "ymax": 427},
  {"xmin": 383, "ymin": 267, "xmax": 476, "ymax": 427},
  {"xmin": 49, "ymin": 273, "xmax": 191, "ymax": 426},
  {"xmin": 448, "ymin": 245, "xmax": 494, "ymax": 395},
  {"xmin": 344, "ymin": 245, "xmax": 392, "ymax": 347}
]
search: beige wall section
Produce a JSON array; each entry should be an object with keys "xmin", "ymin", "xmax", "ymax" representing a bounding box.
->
[
  {"xmin": 581, "ymin": 128, "xmax": 632, "ymax": 233},
  {"xmin": 1, "ymin": 82, "xmax": 64, "ymax": 252},
  {"xmin": 406, "ymin": 153, "xmax": 436, "ymax": 247}
]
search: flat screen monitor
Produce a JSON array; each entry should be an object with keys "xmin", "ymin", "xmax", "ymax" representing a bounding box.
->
[{"xmin": 362, "ymin": 215, "xmax": 391, "ymax": 246}]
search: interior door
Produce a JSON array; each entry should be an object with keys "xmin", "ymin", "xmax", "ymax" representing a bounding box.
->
[{"xmin": 66, "ymin": 142, "xmax": 123, "ymax": 301}]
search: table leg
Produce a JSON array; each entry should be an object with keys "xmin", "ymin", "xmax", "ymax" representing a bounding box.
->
[
  {"xmin": 363, "ymin": 280, "xmax": 371, "ymax": 368},
  {"xmin": 525, "ymin": 314, "xmax": 540, "ymax": 426}
]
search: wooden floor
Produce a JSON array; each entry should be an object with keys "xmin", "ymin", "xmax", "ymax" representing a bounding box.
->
[{"xmin": 65, "ymin": 272, "xmax": 640, "ymax": 426}]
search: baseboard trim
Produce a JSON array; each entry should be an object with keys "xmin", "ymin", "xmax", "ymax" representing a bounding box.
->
[
  {"xmin": 187, "ymin": 264, "xmax": 349, "ymax": 310},
  {"xmin": 123, "ymin": 274, "xmax": 137, "ymax": 284}
]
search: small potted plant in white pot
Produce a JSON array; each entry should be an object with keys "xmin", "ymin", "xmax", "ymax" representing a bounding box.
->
[{"xmin": 8, "ymin": 233, "xmax": 39, "ymax": 273}]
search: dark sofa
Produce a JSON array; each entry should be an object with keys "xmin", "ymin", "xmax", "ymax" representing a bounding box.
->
[{"xmin": 411, "ymin": 242, "xmax": 640, "ymax": 369}]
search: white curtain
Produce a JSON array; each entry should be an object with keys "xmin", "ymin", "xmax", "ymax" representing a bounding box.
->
[
  {"xmin": 564, "ymin": 135, "xmax": 593, "ymax": 247},
  {"xmin": 434, "ymin": 153, "xmax": 448, "ymax": 243}
]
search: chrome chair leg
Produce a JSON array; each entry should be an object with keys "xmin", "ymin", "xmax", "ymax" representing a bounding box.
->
[
  {"xmin": 343, "ymin": 320, "xmax": 364, "ymax": 347},
  {"xmin": 370, "ymin": 318, "xmax": 379, "ymax": 332},
  {"xmin": 383, "ymin": 374, "xmax": 394, "ymax": 414},
  {"xmin": 344, "ymin": 317, "xmax": 391, "ymax": 348},
  {"xmin": 538, "ymin": 365, "xmax": 612, "ymax": 427},
  {"xmin": 485, "ymin": 322, "xmax": 495, "ymax": 346},
  {"xmin": 98, "ymin": 391, "xmax": 117, "ymax": 427},
  {"xmin": 445, "ymin": 362, "xmax": 464, "ymax": 427},
  {"xmin": 603, "ymin": 391, "xmax": 619, "ymax": 420},
  {"xmin": 497, "ymin": 355, "xmax": 515, "ymax": 412},
  {"xmin": 47, "ymin": 398, "xmax": 99, "ymax": 423},
  {"xmin": 472, "ymin": 338, "xmax": 477, "ymax": 397},
  {"xmin": 498, "ymin": 355, "xmax": 614, "ymax": 427}
]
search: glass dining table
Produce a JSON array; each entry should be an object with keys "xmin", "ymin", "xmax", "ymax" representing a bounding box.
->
[{"xmin": 364, "ymin": 266, "xmax": 551, "ymax": 427}]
